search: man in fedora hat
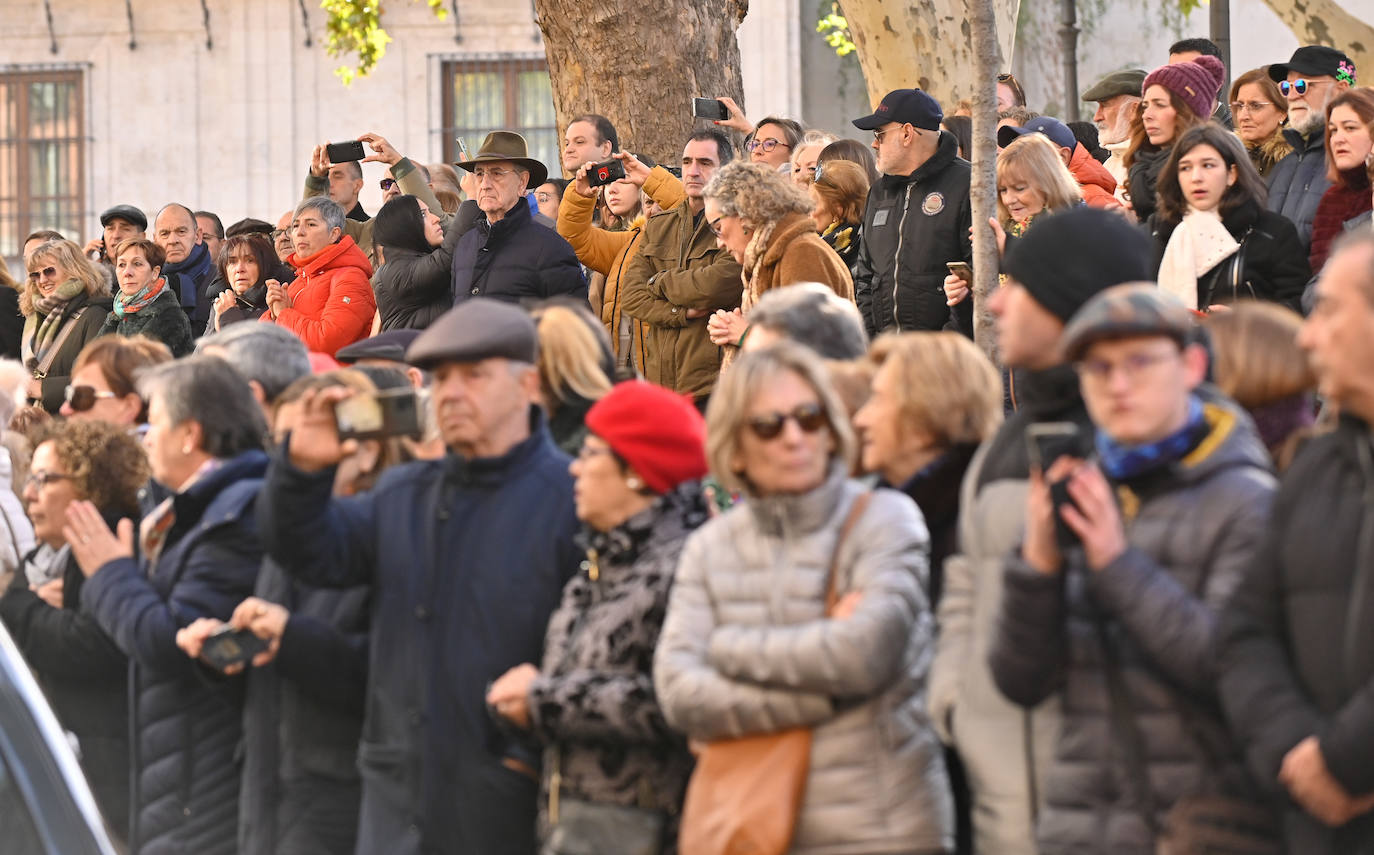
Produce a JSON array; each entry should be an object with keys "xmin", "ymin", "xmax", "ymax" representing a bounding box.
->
[{"xmin": 450, "ymin": 131, "xmax": 586, "ymax": 307}]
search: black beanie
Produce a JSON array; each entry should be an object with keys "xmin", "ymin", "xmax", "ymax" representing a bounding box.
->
[
  {"xmin": 372, "ymin": 195, "xmax": 433, "ymax": 256},
  {"xmin": 1003, "ymin": 206, "xmax": 1153, "ymax": 323}
]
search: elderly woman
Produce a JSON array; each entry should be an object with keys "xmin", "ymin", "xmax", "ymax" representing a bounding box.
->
[
  {"xmin": 808, "ymin": 159, "xmax": 870, "ymax": 270},
  {"xmin": 558, "ymin": 151, "xmax": 684, "ymax": 371},
  {"xmin": 21, "ymin": 238, "xmax": 112, "ymax": 413},
  {"xmin": 206, "ymin": 233, "xmax": 289, "ymax": 333},
  {"xmin": 268, "ymin": 197, "xmax": 376, "ymax": 356},
  {"xmin": 487, "ymin": 380, "xmax": 710, "ymax": 855},
  {"xmin": 177, "ymin": 369, "xmax": 389, "ymax": 855},
  {"xmin": 61, "ymin": 334, "xmax": 173, "ymax": 427},
  {"xmin": 66, "ymin": 355, "xmax": 269, "ymax": 855},
  {"xmin": 702, "ymin": 161, "xmax": 854, "ymax": 362},
  {"xmin": 1228, "ymin": 68, "xmax": 1292, "ymax": 178},
  {"xmin": 655, "ymin": 342, "xmax": 954, "ymax": 855},
  {"xmin": 0, "ymin": 420, "xmax": 148, "ymax": 844},
  {"xmin": 790, "ymin": 129, "xmax": 838, "ymax": 186},
  {"xmin": 530, "ymin": 301, "xmax": 614, "ymax": 455},
  {"xmin": 97, "ymin": 237, "xmax": 195, "ymax": 357},
  {"xmin": 371, "ymin": 195, "xmax": 460, "ymax": 332}
]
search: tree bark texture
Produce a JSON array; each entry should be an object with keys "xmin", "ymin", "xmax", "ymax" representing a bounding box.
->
[
  {"xmin": 1261, "ymin": 0, "xmax": 1372, "ymax": 74},
  {"xmin": 534, "ymin": 0, "xmax": 749, "ymax": 169},
  {"xmin": 835, "ymin": 0, "xmax": 1021, "ymax": 111},
  {"xmin": 967, "ymin": 0, "xmax": 1003, "ymax": 360}
]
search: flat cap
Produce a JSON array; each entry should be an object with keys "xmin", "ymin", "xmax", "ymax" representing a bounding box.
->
[
  {"xmin": 99, "ymin": 204, "xmax": 147, "ymax": 231},
  {"xmin": 1081, "ymin": 69, "xmax": 1147, "ymax": 102},
  {"xmin": 406, "ymin": 298, "xmax": 538, "ymax": 368},
  {"xmin": 337, "ymin": 329, "xmax": 422, "ymax": 364},
  {"xmin": 1061, "ymin": 283, "xmax": 1198, "ymax": 362}
]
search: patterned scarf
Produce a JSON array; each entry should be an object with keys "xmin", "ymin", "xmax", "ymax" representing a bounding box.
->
[
  {"xmin": 139, "ymin": 456, "xmax": 224, "ymax": 571},
  {"xmin": 1096, "ymin": 395, "xmax": 1208, "ymax": 482},
  {"xmin": 820, "ymin": 221, "xmax": 855, "ymax": 254},
  {"xmin": 739, "ymin": 220, "xmax": 777, "ymax": 314},
  {"xmin": 113, "ymin": 276, "xmax": 168, "ymax": 319},
  {"xmin": 22, "ymin": 277, "xmax": 86, "ymax": 370}
]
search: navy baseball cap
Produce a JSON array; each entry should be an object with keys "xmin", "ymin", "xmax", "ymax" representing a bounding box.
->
[
  {"xmin": 853, "ymin": 89, "xmax": 943, "ymax": 132},
  {"xmin": 998, "ymin": 117, "xmax": 1077, "ymax": 151}
]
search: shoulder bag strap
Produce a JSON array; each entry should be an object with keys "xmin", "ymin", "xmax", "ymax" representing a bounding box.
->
[
  {"xmin": 824, "ymin": 491, "xmax": 873, "ymax": 615},
  {"xmin": 1094, "ymin": 611, "xmax": 1163, "ymax": 842},
  {"xmin": 32, "ymin": 306, "xmax": 88, "ymax": 380}
]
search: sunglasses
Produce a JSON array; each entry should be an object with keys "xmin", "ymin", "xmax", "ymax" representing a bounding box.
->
[
  {"xmin": 27, "ymin": 266, "xmax": 57, "ymax": 282},
  {"xmin": 379, "ymin": 178, "xmax": 397, "ymax": 191},
  {"xmin": 745, "ymin": 402, "xmax": 828, "ymax": 441},
  {"xmin": 997, "ymin": 72, "xmax": 1027, "ymax": 104},
  {"xmin": 1279, "ymin": 79, "xmax": 1312, "ymax": 97},
  {"xmin": 64, "ymin": 384, "xmax": 118, "ymax": 412}
]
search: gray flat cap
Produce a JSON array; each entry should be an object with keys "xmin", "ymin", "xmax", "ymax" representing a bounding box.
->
[
  {"xmin": 1082, "ymin": 69, "xmax": 1147, "ymax": 102},
  {"xmin": 406, "ymin": 298, "xmax": 538, "ymax": 368}
]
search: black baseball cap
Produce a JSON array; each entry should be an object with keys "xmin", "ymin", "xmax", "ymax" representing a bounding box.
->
[
  {"xmin": 852, "ymin": 89, "xmax": 943, "ymax": 132},
  {"xmin": 1268, "ymin": 46, "xmax": 1356, "ymax": 85},
  {"xmin": 99, "ymin": 204, "xmax": 147, "ymax": 231}
]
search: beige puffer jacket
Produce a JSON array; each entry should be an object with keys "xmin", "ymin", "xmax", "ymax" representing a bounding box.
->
[{"xmin": 654, "ymin": 465, "xmax": 953, "ymax": 855}]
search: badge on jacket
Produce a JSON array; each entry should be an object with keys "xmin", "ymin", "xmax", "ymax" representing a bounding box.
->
[
  {"xmin": 922, "ymin": 192, "xmax": 945, "ymax": 216},
  {"xmin": 873, "ymin": 208, "xmax": 890, "ymax": 227}
]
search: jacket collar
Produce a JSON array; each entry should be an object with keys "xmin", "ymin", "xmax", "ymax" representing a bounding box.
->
[
  {"xmin": 574, "ymin": 480, "xmax": 710, "ymax": 573},
  {"xmin": 761, "ymin": 212, "xmax": 820, "ymax": 267},
  {"xmin": 482, "ymin": 197, "xmax": 533, "ymax": 240},
  {"xmin": 443, "ymin": 405, "xmax": 556, "ymax": 488},
  {"xmin": 170, "ymin": 449, "xmax": 270, "ymax": 524},
  {"xmin": 893, "ymin": 443, "xmax": 979, "ymax": 511},
  {"xmin": 1282, "ymin": 124, "xmax": 1325, "ymax": 154},
  {"xmin": 1016, "ymin": 362, "xmax": 1083, "ymax": 417},
  {"xmin": 882, "ymin": 129, "xmax": 959, "ymax": 188},
  {"xmin": 291, "ymin": 235, "xmax": 370, "ymax": 279},
  {"xmin": 745, "ymin": 460, "xmax": 849, "ymax": 537}
]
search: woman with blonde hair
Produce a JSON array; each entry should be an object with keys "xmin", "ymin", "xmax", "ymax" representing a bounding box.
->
[
  {"xmin": 531, "ymin": 300, "xmax": 615, "ymax": 455},
  {"xmin": 655, "ymin": 341, "xmax": 954, "ymax": 854},
  {"xmin": 790, "ymin": 129, "xmax": 838, "ymax": 186},
  {"xmin": 21, "ymin": 239, "xmax": 112, "ymax": 413},
  {"xmin": 996, "ymin": 133, "xmax": 1084, "ymax": 236},
  {"xmin": 702, "ymin": 161, "xmax": 853, "ymax": 362},
  {"xmin": 1205, "ymin": 302, "xmax": 1316, "ymax": 470},
  {"xmin": 1228, "ymin": 68, "xmax": 1292, "ymax": 177},
  {"xmin": 809, "ymin": 159, "xmax": 870, "ymax": 269}
]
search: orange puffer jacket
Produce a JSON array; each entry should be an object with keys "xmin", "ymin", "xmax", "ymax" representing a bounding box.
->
[
  {"xmin": 267, "ymin": 235, "xmax": 376, "ymax": 356},
  {"xmin": 1069, "ymin": 143, "xmax": 1123, "ymax": 211}
]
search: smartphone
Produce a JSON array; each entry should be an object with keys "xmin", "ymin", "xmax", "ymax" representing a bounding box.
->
[
  {"xmin": 693, "ymin": 97, "xmax": 729, "ymax": 121},
  {"xmin": 946, "ymin": 261, "xmax": 972, "ymax": 283},
  {"xmin": 200, "ymin": 625, "xmax": 269, "ymax": 672},
  {"xmin": 455, "ymin": 137, "xmax": 469, "ymax": 162},
  {"xmin": 1025, "ymin": 422, "xmax": 1094, "ymax": 549},
  {"xmin": 334, "ymin": 388, "xmax": 422, "ymax": 441},
  {"xmin": 586, "ymin": 159, "xmax": 627, "ymax": 187},
  {"xmin": 325, "ymin": 140, "xmax": 366, "ymax": 164}
]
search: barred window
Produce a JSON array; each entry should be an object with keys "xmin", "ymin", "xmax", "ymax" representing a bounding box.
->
[
  {"xmin": 0, "ymin": 69, "xmax": 85, "ymax": 260},
  {"xmin": 440, "ymin": 56, "xmax": 558, "ymax": 178}
]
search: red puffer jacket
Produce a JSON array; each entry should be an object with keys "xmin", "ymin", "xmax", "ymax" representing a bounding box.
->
[
  {"xmin": 265, "ymin": 235, "xmax": 376, "ymax": 356},
  {"xmin": 1069, "ymin": 143, "xmax": 1122, "ymax": 210}
]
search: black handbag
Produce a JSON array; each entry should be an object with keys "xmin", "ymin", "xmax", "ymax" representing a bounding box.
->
[
  {"xmin": 1204, "ymin": 228, "xmax": 1258, "ymax": 308},
  {"xmin": 541, "ymin": 751, "xmax": 665, "ymax": 855}
]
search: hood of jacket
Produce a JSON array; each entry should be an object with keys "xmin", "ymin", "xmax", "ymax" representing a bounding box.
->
[
  {"xmin": 1069, "ymin": 143, "xmax": 1117, "ymax": 195},
  {"xmin": 289, "ymin": 235, "xmax": 374, "ymax": 281}
]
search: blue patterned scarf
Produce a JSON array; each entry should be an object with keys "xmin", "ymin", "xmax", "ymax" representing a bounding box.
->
[{"xmin": 1095, "ymin": 395, "xmax": 1208, "ymax": 482}]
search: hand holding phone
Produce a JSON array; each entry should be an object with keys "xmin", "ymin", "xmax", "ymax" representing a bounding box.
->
[
  {"xmin": 325, "ymin": 140, "xmax": 367, "ymax": 164},
  {"xmin": 692, "ymin": 97, "xmax": 729, "ymax": 121},
  {"xmin": 200, "ymin": 625, "xmax": 270, "ymax": 673},
  {"xmin": 333, "ymin": 388, "xmax": 423, "ymax": 441},
  {"xmin": 1025, "ymin": 422, "xmax": 1093, "ymax": 552},
  {"xmin": 585, "ymin": 158, "xmax": 627, "ymax": 188}
]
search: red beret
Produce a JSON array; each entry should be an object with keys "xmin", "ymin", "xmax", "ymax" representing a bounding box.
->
[{"xmin": 584, "ymin": 381, "xmax": 708, "ymax": 494}]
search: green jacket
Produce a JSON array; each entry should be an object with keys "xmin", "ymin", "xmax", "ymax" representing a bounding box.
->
[
  {"xmin": 618, "ymin": 200, "xmax": 742, "ymax": 399},
  {"xmin": 302, "ymin": 157, "xmax": 443, "ymax": 268}
]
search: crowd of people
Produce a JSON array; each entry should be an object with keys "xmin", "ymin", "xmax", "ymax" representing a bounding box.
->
[{"xmin": 0, "ymin": 31, "xmax": 1368, "ymax": 855}]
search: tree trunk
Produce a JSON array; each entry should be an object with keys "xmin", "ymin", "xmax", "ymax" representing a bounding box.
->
[
  {"xmin": 534, "ymin": 0, "xmax": 749, "ymax": 168},
  {"xmin": 836, "ymin": 0, "xmax": 1021, "ymax": 110},
  {"xmin": 1262, "ymin": 0, "xmax": 1372, "ymax": 74},
  {"xmin": 968, "ymin": 0, "xmax": 1003, "ymax": 360}
]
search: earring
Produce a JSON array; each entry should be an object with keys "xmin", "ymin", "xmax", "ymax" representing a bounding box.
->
[
  {"xmin": 626, "ymin": 476, "xmax": 644, "ymax": 491},
  {"xmin": 181, "ymin": 443, "xmax": 193, "ymax": 455}
]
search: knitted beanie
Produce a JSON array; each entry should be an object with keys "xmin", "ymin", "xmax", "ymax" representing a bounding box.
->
[
  {"xmin": 1142, "ymin": 55, "xmax": 1226, "ymax": 122},
  {"xmin": 584, "ymin": 381, "xmax": 708, "ymax": 494}
]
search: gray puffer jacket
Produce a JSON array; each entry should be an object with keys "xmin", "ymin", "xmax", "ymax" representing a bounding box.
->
[
  {"xmin": 655, "ymin": 465, "xmax": 953, "ymax": 855},
  {"xmin": 990, "ymin": 395, "xmax": 1277, "ymax": 854},
  {"xmin": 1267, "ymin": 126, "xmax": 1330, "ymax": 253},
  {"xmin": 530, "ymin": 482, "xmax": 709, "ymax": 853}
]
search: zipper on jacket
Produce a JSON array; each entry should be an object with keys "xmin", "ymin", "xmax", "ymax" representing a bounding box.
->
[{"xmin": 892, "ymin": 184, "xmax": 914, "ymax": 328}]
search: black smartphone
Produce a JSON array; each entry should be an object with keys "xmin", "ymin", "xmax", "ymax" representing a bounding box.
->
[
  {"xmin": 1025, "ymin": 422, "xmax": 1094, "ymax": 549},
  {"xmin": 946, "ymin": 261, "xmax": 972, "ymax": 283},
  {"xmin": 325, "ymin": 140, "xmax": 366, "ymax": 164},
  {"xmin": 693, "ymin": 97, "xmax": 729, "ymax": 121},
  {"xmin": 334, "ymin": 388, "xmax": 422, "ymax": 441},
  {"xmin": 586, "ymin": 159, "xmax": 626, "ymax": 187},
  {"xmin": 201, "ymin": 625, "xmax": 269, "ymax": 672}
]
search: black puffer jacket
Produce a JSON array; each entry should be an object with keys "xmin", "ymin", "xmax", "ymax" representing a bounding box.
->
[
  {"xmin": 1266, "ymin": 126, "xmax": 1330, "ymax": 253},
  {"xmin": 852, "ymin": 130, "xmax": 972, "ymax": 337},
  {"xmin": 374, "ymin": 213, "xmax": 462, "ymax": 332},
  {"xmin": 451, "ymin": 199, "xmax": 587, "ymax": 307},
  {"xmin": 1149, "ymin": 204, "xmax": 1310, "ymax": 312},
  {"xmin": 1219, "ymin": 415, "xmax": 1374, "ymax": 855},
  {"xmin": 530, "ymin": 482, "xmax": 709, "ymax": 853},
  {"xmin": 81, "ymin": 452, "xmax": 268, "ymax": 855},
  {"xmin": 991, "ymin": 396, "xmax": 1277, "ymax": 854}
]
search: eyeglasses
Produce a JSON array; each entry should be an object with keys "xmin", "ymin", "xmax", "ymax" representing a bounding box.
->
[
  {"xmin": 1229, "ymin": 100, "xmax": 1274, "ymax": 114},
  {"xmin": 271, "ymin": 228, "xmax": 290, "ymax": 241},
  {"xmin": 24, "ymin": 471, "xmax": 71, "ymax": 490},
  {"xmin": 746, "ymin": 138, "xmax": 791, "ymax": 154},
  {"xmin": 1279, "ymin": 79, "xmax": 1313, "ymax": 97},
  {"xmin": 472, "ymin": 167, "xmax": 517, "ymax": 183},
  {"xmin": 708, "ymin": 215, "xmax": 725, "ymax": 236},
  {"xmin": 873, "ymin": 125, "xmax": 908, "ymax": 144},
  {"xmin": 1073, "ymin": 351, "xmax": 1177, "ymax": 385},
  {"xmin": 27, "ymin": 266, "xmax": 57, "ymax": 282},
  {"xmin": 379, "ymin": 178, "xmax": 397, "ymax": 191},
  {"xmin": 575, "ymin": 443, "xmax": 614, "ymax": 461},
  {"xmin": 64, "ymin": 384, "xmax": 118, "ymax": 412},
  {"xmin": 745, "ymin": 402, "xmax": 828, "ymax": 441}
]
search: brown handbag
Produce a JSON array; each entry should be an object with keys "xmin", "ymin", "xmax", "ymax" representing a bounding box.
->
[{"xmin": 677, "ymin": 491, "xmax": 873, "ymax": 855}]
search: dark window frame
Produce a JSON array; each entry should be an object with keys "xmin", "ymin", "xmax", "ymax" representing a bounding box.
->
[
  {"xmin": 438, "ymin": 55, "xmax": 558, "ymax": 175},
  {"xmin": 0, "ymin": 68, "xmax": 86, "ymax": 259}
]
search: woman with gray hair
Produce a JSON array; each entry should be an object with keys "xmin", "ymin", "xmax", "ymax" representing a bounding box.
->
[
  {"xmin": 64, "ymin": 355, "xmax": 269, "ymax": 855},
  {"xmin": 655, "ymin": 341, "xmax": 954, "ymax": 855},
  {"xmin": 702, "ymin": 161, "xmax": 853, "ymax": 366},
  {"xmin": 268, "ymin": 197, "xmax": 376, "ymax": 357}
]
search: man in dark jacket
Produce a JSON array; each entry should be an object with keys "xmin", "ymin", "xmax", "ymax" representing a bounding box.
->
[
  {"xmin": 154, "ymin": 203, "xmax": 216, "ymax": 332},
  {"xmin": 851, "ymin": 88, "xmax": 972, "ymax": 337},
  {"xmin": 451, "ymin": 131, "xmax": 586, "ymax": 306},
  {"xmin": 1266, "ymin": 46, "xmax": 1356, "ymax": 253},
  {"xmin": 259, "ymin": 298, "xmax": 581, "ymax": 855},
  {"xmin": 929, "ymin": 208, "xmax": 1152, "ymax": 855},
  {"xmin": 1219, "ymin": 231, "xmax": 1374, "ymax": 854}
]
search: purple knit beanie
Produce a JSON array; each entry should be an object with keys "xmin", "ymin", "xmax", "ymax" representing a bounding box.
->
[{"xmin": 1142, "ymin": 55, "xmax": 1226, "ymax": 121}]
